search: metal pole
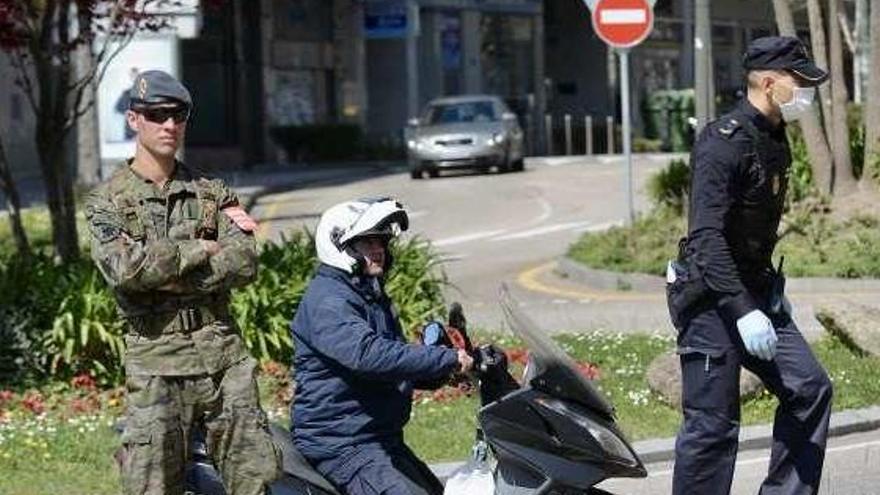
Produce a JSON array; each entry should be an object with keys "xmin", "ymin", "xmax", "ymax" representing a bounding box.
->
[
  {"xmin": 545, "ymin": 114, "xmax": 554, "ymax": 156},
  {"xmin": 606, "ymin": 115, "xmax": 614, "ymax": 154},
  {"xmin": 620, "ymin": 49, "xmax": 634, "ymax": 225},
  {"xmin": 564, "ymin": 114, "xmax": 572, "ymax": 155},
  {"xmin": 585, "ymin": 115, "xmax": 593, "ymax": 155}
]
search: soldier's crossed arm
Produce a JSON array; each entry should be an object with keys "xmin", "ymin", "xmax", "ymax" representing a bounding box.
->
[
  {"xmin": 186, "ymin": 183, "xmax": 259, "ymax": 293},
  {"xmin": 85, "ymin": 191, "xmax": 211, "ymax": 292}
]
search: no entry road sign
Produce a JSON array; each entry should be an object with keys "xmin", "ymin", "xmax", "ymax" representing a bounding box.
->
[{"xmin": 591, "ymin": 0, "xmax": 654, "ymax": 49}]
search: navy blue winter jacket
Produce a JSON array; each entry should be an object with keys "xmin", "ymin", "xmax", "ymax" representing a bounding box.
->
[{"xmin": 291, "ymin": 264, "xmax": 459, "ymax": 463}]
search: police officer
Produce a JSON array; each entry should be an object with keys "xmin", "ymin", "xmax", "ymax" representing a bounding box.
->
[
  {"xmin": 668, "ymin": 37, "xmax": 833, "ymax": 495},
  {"xmin": 85, "ymin": 70, "xmax": 280, "ymax": 495},
  {"xmin": 291, "ymin": 198, "xmax": 474, "ymax": 495}
]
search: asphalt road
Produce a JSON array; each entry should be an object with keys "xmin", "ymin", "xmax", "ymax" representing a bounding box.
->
[
  {"xmin": 251, "ymin": 154, "xmax": 673, "ymax": 333},
  {"xmin": 597, "ymin": 428, "xmax": 880, "ymax": 494}
]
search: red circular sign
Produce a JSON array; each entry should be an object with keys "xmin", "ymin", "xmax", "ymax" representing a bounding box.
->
[{"xmin": 592, "ymin": 0, "xmax": 654, "ymax": 48}]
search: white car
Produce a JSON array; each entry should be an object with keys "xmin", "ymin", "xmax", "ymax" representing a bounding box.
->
[{"xmin": 406, "ymin": 95, "xmax": 525, "ymax": 179}]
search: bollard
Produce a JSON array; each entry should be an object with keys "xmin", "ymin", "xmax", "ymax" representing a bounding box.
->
[
  {"xmin": 585, "ymin": 115, "xmax": 593, "ymax": 155},
  {"xmin": 606, "ymin": 115, "xmax": 615, "ymax": 154},
  {"xmin": 564, "ymin": 114, "xmax": 573, "ymax": 156},
  {"xmin": 545, "ymin": 114, "xmax": 553, "ymax": 156}
]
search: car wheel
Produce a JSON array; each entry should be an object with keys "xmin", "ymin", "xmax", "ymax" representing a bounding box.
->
[
  {"xmin": 513, "ymin": 158, "xmax": 525, "ymax": 172},
  {"xmin": 410, "ymin": 169, "xmax": 423, "ymax": 180},
  {"xmin": 428, "ymin": 168, "xmax": 439, "ymax": 178}
]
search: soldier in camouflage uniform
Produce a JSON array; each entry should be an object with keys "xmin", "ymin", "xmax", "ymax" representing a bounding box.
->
[{"xmin": 85, "ymin": 70, "xmax": 280, "ymax": 495}]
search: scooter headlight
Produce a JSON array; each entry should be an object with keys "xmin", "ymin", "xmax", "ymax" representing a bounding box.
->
[{"xmin": 535, "ymin": 397, "xmax": 638, "ymax": 467}]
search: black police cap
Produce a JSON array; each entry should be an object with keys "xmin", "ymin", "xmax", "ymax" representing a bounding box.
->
[
  {"xmin": 743, "ymin": 36, "xmax": 829, "ymax": 85},
  {"xmin": 129, "ymin": 70, "xmax": 193, "ymax": 108}
]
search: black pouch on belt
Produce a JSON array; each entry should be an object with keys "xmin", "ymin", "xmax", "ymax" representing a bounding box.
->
[{"xmin": 666, "ymin": 237, "xmax": 710, "ymax": 331}]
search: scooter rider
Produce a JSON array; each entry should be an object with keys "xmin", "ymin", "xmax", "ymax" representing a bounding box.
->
[
  {"xmin": 290, "ymin": 197, "xmax": 474, "ymax": 495},
  {"xmin": 666, "ymin": 36, "xmax": 833, "ymax": 494}
]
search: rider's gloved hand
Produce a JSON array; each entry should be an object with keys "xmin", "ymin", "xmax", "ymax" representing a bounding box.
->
[{"xmin": 736, "ymin": 310, "xmax": 778, "ymax": 361}]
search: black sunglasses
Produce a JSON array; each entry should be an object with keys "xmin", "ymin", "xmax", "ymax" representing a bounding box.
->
[{"xmin": 134, "ymin": 106, "xmax": 190, "ymax": 124}]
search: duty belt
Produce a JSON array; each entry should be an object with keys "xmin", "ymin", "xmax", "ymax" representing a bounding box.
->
[{"xmin": 126, "ymin": 305, "xmax": 229, "ymax": 336}]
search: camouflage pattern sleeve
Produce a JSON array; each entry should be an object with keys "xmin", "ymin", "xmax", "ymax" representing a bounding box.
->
[
  {"xmin": 189, "ymin": 182, "xmax": 258, "ymax": 293},
  {"xmin": 85, "ymin": 190, "xmax": 210, "ymax": 292}
]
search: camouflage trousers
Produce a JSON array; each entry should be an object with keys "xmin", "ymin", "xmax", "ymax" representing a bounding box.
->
[{"xmin": 120, "ymin": 357, "xmax": 281, "ymax": 495}]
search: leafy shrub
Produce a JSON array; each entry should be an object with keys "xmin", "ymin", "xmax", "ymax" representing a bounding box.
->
[
  {"xmin": 785, "ymin": 124, "xmax": 815, "ymax": 205},
  {"xmin": 0, "ymin": 229, "xmax": 449, "ymax": 386},
  {"xmin": 647, "ymin": 158, "xmax": 690, "ymax": 214}
]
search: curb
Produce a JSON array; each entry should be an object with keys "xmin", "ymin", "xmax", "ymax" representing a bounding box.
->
[
  {"xmin": 556, "ymin": 256, "xmax": 665, "ymax": 293},
  {"xmin": 557, "ymin": 256, "xmax": 880, "ymax": 296},
  {"xmin": 231, "ymin": 162, "xmax": 405, "ymax": 212},
  {"xmin": 429, "ymin": 405, "xmax": 880, "ymax": 478}
]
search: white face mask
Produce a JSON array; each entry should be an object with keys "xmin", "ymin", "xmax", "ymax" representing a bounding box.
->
[{"xmin": 775, "ymin": 85, "xmax": 815, "ymax": 122}]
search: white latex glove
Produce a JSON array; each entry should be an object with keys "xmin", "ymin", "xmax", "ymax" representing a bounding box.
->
[{"xmin": 736, "ymin": 310, "xmax": 778, "ymax": 361}]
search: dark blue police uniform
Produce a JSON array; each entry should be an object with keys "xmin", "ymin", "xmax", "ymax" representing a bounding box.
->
[
  {"xmin": 668, "ymin": 37, "xmax": 833, "ymax": 495},
  {"xmin": 291, "ymin": 264, "xmax": 460, "ymax": 495}
]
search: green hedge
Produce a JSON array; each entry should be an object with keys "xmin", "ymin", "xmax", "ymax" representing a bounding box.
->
[{"xmin": 0, "ymin": 231, "xmax": 447, "ymax": 387}]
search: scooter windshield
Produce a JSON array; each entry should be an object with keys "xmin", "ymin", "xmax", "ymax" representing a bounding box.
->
[{"xmin": 499, "ymin": 286, "xmax": 614, "ymax": 418}]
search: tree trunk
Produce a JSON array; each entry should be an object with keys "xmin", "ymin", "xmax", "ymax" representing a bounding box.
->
[
  {"xmin": 75, "ymin": 44, "xmax": 102, "ymax": 186},
  {"xmin": 774, "ymin": 0, "xmax": 835, "ymax": 195},
  {"xmin": 829, "ymin": 0, "xmax": 857, "ymax": 195},
  {"xmin": 0, "ymin": 134, "xmax": 31, "ymax": 258},
  {"xmin": 865, "ymin": 0, "xmax": 880, "ymax": 180},
  {"xmin": 855, "ymin": 0, "xmax": 870, "ymax": 103},
  {"xmin": 34, "ymin": 56, "xmax": 80, "ymax": 263},
  {"xmin": 807, "ymin": 0, "xmax": 833, "ymax": 132}
]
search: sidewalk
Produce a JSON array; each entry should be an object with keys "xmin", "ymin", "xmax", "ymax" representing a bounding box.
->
[
  {"xmin": 0, "ymin": 160, "xmax": 406, "ymax": 213},
  {"xmin": 429, "ymin": 405, "xmax": 880, "ymax": 481}
]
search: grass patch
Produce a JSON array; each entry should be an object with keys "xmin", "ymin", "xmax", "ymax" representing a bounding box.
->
[
  {"xmin": 1, "ymin": 330, "xmax": 878, "ymax": 492},
  {"xmin": 568, "ymin": 207, "xmax": 880, "ymax": 278}
]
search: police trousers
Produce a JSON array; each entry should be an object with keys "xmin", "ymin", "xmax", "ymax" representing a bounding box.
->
[
  {"xmin": 120, "ymin": 357, "xmax": 281, "ymax": 495},
  {"xmin": 316, "ymin": 440, "xmax": 444, "ymax": 495},
  {"xmin": 672, "ymin": 309, "xmax": 833, "ymax": 495}
]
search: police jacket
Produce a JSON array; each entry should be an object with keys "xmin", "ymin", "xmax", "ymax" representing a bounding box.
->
[
  {"xmin": 686, "ymin": 99, "xmax": 790, "ymax": 323},
  {"xmin": 291, "ymin": 264, "xmax": 459, "ymax": 463}
]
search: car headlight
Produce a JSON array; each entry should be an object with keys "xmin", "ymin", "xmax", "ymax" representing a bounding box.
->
[
  {"xmin": 535, "ymin": 397, "xmax": 638, "ymax": 467},
  {"xmin": 489, "ymin": 133, "xmax": 506, "ymax": 146},
  {"xmin": 407, "ymin": 139, "xmax": 421, "ymax": 150}
]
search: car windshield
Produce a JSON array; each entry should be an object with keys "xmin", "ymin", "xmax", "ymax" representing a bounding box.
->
[{"xmin": 424, "ymin": 101, "xmax": 498, "ymax": 125}]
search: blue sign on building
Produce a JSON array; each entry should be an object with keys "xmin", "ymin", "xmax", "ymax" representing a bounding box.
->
[{"xmin": 365, "ymin": 0, "xmax": 410, "ymax": 39}]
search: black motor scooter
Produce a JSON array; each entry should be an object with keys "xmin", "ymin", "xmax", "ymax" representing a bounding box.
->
[{"xmin": 175, "ymin": 288, "xmax": 647, "ymax": 494}]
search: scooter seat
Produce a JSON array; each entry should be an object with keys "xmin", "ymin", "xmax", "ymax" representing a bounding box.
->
[{"xmin": 269, "ymin": 423, "xmax": 340, "ymax": 494}]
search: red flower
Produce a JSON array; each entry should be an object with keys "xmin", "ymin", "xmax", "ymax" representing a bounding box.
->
[
  {"xmin": 72, "ymin": 373, "xmax": 97, "ymax": 391},
  {"xmin": 21, "ymin": 392, "xmax": 45, "ymax": 415},
  {"xmin": 0, "ymin": 390, "xmax": 13, "ymax": 403},
  {"xmin": 505, "ymin": 347, "xmax": 529, "ymax": 366},
  {"xmin": 575, "ymin": 362, "xmax": 601, "ymax": 381}
]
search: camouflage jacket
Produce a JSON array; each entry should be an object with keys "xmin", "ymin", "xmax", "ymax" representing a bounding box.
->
[{"xmin": 85, "ymin": 161, "xmax": 257, "ymax": 376}]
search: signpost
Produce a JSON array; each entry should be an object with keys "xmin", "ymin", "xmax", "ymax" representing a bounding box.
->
[{"xmin": 584, "ymin": 0, "xmax": 654, "ymax": 225}]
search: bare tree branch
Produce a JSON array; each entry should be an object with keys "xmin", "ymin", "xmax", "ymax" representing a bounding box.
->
[
  {"xmin": 839, "ymin": 12, "xmax": 856, "ymax": 54},
  {"xmin": 8, "ymin": 50, "xmax": 38, "ymax": 115}
]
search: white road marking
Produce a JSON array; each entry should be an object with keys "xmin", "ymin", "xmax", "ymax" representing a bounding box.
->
[
  {"xmin": 434, "ymin": 229, "xmax": 508, "ymax": 247},
  {"xmin": 600, "ymin": 9, "xmax": 648, "ymax": 24},
  {"xmin": 492, "ymin": 221, "xmax": 594, "ymax": 241},
  {"xmin": 409, "ymin": 210, "xmax": 429, "ymax": 219},
  {"xmin": 575, "ymin": 220, "xmax": 623, "ymax": 233}
]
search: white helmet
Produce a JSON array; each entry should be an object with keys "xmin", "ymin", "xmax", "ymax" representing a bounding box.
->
[{"xmin": 315, "ymin": 197, "xmax": 409, "ymax": 274}]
